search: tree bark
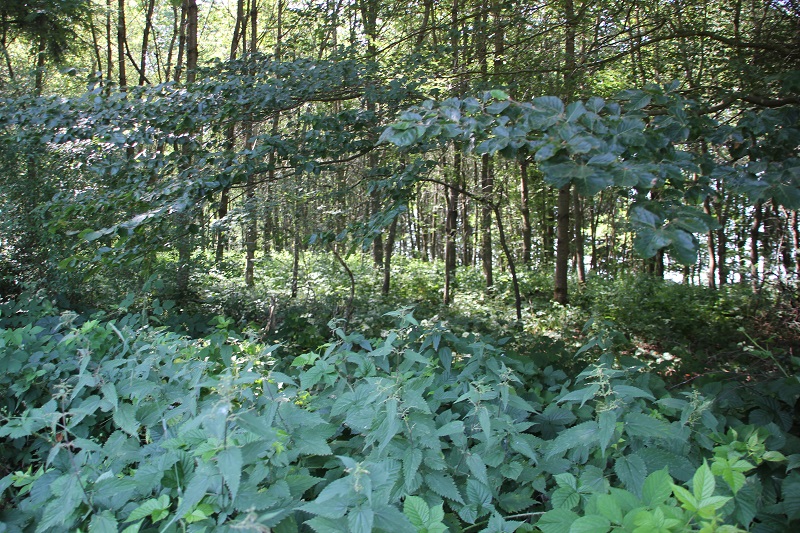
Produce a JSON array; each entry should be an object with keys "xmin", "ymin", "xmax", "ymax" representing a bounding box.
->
[
  {"xmin": 117, "ymin": 0, "xmax": 127, "ymax": 87},
  {"xmin": 519, "ymin": 159, "xmax": 532, "ymax": 266},
  {"xmin": 574, "ymin": 191, "xmax": 586, "ymax": 285},
  {"xmin": 481, "ymin": 154, "xmax": 494, "ymax": 287},
  {"xmin": 554, "ymin": 184, "xmax": 571, "ymax": 304},
  {"xmin": 138, "ymin": 0, "xmax": 156, "ymax": 85},
  {"xmin": 751, "ymin": 200, "xmax": 763, "ymax": 293}
]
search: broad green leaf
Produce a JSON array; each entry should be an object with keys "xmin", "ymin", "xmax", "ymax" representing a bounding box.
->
[
  {"xmin": 113, "ymin": 402, "xmax": 139, "ymax": 436},
  {"xmin": 614, "ymin": 454, "xmax": 648, "ymax": 497},
  {"xmin": 466, "ymin": 453, "xmax": 488, "ymax": 484},
  {"xmin": 424, "ymin": 472, "xmax": 464, "ymax": 504},
  {"xmin": 347, "ymin": 507, "xmax": 374, "ymax": 533},
  {"xmin": 547, "ymin": 421, "xmax": 600, "ymax": 458},
  {"xmin": 403, "ymin": 495, "xmax": 430, "ymax": 528},
  {"xmin": 217, "ymin": 446, "xmax": 242, "ymax": 500},
  {"xmin": 569, "ymin": 514, "xmax": 611, "ymax": 533},
  {"xmin": 558, "ymin": 384, "xmax": 600, "ymax": 407},
  {"xmin": 536, "ymin": 508, "xmax": 579, "ymax": 533},
  {"xmin": 623, "ymin": 412, "xmax": 673, "ymax": 440},
  {"xmin": 641, "ymin": 469, "xmax": 672, "ymax": 506},
  {"xmin": 692, "ymin": 462, "xmax": 716, "ymax": 501},
  {"xmin": 671, "ymin": 484, "xmax": 698, "ymax": 512},
  {"xmin": 594, "ymin": 494, "xmax": 623, "ymax": 524},
  {"xmin": 127, "ymin": 495, "xmax": 171, "ymax": 523},
  {"xmin": 552, "ymin": 486, "xmax": 580, "ymax": 510}
]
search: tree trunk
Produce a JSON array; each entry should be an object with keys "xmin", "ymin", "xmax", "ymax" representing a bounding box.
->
[
  {"xmin": 751, "ymin": 200, "xmax": 763, "ymax": 293},
  {"xmin": 444, "ymin": 153, "xmax": 460, "ymax": 306},
  {"xmin": 382, "ymin": 217, "xmax": 398, "ymax": 295},
  {"xmin": 175, "ymin": 0, "xmax": 197, "ymax": 298},
  {"xmin": 574, "ymin": 191, "xmax": 586, "ymax": 285},
  {"xmin": 117, "ymin": 0, "xmax": 127, "ymax": 87},
  {"xmin": 519, "ymin": 159, "xmax": 532, "ymax": 266},
  {"xmin": 138, "ymin": 0, "xmax": 156, "ymax": 85},
  {"xmin": 481, "ymin": 154, "xmax": 494, "ymax": 287},
  {"xmin": 554, "ymin": 184, "xmax": 571, "ymax": 304}
]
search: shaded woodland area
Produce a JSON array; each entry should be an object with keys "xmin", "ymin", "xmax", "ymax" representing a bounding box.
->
[{"xmin": 1, "ymin": 1, "xmax": 800, "ymax": 532}]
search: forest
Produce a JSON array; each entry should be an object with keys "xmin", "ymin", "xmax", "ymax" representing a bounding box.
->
[{"xmin": 0, "ymin": 0, "xmax": 799, "ymax": 531}]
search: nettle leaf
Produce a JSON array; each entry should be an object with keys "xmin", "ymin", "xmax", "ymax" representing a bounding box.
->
[
  {"xmin": 624, "ymin": 412, "xmax": 674, "ymax": 440},
  {"xmin": 466, "ymin": 453, "xmax": 488, "ymax": 485},
  {"xmin": 305, "ymin": 516, "xmax": 348, "ymax": 533},
  {"xmin": 113, "ymin": 402, "xmax": 139, "ymax": 436},
  {"xmin": 347, "ymin": 507, "xmax": 374, "ymax": 533},
  {"xmin": 547, "ymin": 421, "xmax": 600, "ymax": 458},
  {"xmin": 782, "ymin": 471, "xmax": 800, "ymax": 520},
  {"xmin": 614, "ymin": 454, "xmax": 648, "ymax": 497},
  {"xmin": 497, "ymin": 489, "xmax": 535, "ymax": 513},
  {"xmin": 557, "ymin": 384, "xmax": 600, "ymax": 407},
  {"xmin": 88, "ymin": 511, "xmax": 119, "ymax": 533},
  {"xmin": 424, "ymin": 472, "xmax": 464, "ymax": 504},
  {"xmin": 217, "ymin": 446, "xmax": 243, "ymax": 500}
]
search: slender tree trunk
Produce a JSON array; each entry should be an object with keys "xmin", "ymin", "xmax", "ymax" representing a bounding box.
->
[
  {"xmin": 716, "ymin": 179, "xmax": 728, "ymax": 285},
  {"xmin": 89, "ymin": 13, "xmax": 104, "ymax": 77},
  {"xmin": 519, "ymin": 159, "xmax": 532, "ymax": 266},
  {"xmin": 751, "ymin": 200, "xmax": 763, "ymax": 293},
  {"xmin": 243, "ymin": 0, "xmax": 258, "ymax": 286},
  {"xmin": 493, "ymin": 203, "xmax": 522, "ymax": 320},
  {"xmin": 444, "ymin": 154, "xmax": 460, "ymax": 305},
  {"xmin": 704, "ymin": 197, "xmax": 717, "ymax": 288},
  {"xmin": 139, "ymin": 0, "xmax": 156, "ymax": 85},
  {"xmin": 574, "ymin": 191, "xmax": 586, "ymax": 285},
  {"xmin": 481, "ymin": 154, "xmax": 494, "ymax": 287},
  {"xmin": 105, "ymin": 0, "xmax": 113, "ymax": 81},
  {"xmin": 554, "ymin": 0, "xmax": 577, "ymax": 303},
  {"xmin": 554, "ymin": 184, "xmax": 571, "ymax": 304},
  {"xmin": 117, "ymin": 0, "xmax": 128, "ymax": 87},
  {"xmin": 215, "ymin": 186, "xmax": 229, "ymax": 263},
  {"xmin": 382, "ymin": 217, "xmax": 398, "ymax": 295},
  {"xmin": 34, "ymin": 37, "xmax": 46, "ymax": 94},
  {"xmin": 792, "ymin": 210, "xmax": 800, "ymax": 280},
  {"xmin": 175, "ymin": 0, "xmax": 197, "ymax": 298}
]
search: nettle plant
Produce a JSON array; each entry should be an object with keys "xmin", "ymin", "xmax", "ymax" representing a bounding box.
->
[{"xmin": 0, "ymin": 297, "xmax": 799, "ymax": 532}]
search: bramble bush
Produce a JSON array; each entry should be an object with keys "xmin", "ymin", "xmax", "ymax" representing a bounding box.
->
[{"xmin": 1, "ymin": 293, "xmax": 799, "ymax": 532}]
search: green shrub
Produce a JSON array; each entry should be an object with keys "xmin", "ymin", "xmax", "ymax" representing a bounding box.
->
[{"xmin": 2, "ymin": 296, "xmax": 798, "ymax": 532}]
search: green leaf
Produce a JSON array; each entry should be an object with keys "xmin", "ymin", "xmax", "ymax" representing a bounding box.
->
[
  {"xmin": 569, "ymin": 515, "xmax": 611, "ymax": 533},
  {"xmin": 403, "ymin": 495, "xmax": 430, "ymax": 528},
  {"xmin": 536, "ymin": 508, "xmax": 579, "ymax": 533},
  {"xmin": 692, "ymin": 462, "xmax": 715, "ymax": 501},
  {"xmin": 623, "ymin": 413, "xmax": 673, "ymax": 440},
  {"xmin": 113, "ymin": 402, "xmax": 139, "ymax": 436},
  {"xmin": 671, "ymin": 484, "xmax": 698, "ymax": 512},
  {"xmin": 126, "ymin": 495, "xmax": 171, "ymax": 523},
  {"xmin": 424, "ymin": 472, "xmax": 464, "ymax": 504},
  {"xmin": 551, "ymin": 486, "xmax": 580, "ymax": 510},
  {"xmin": 594, "ymin": 494, "xmax": 623, "ymax": 524},
  {"xmin": 641, "ymin": 469, "xmax": 672, "ymax": 506},
  {"xmin": 466, "ymin": 453, "xmax": 488, "ymax": 485},
  {"xmin": 347, "ymin": 507, "xmax": 374, "ymax": 533},
  {"xmin": 782, "ymin": 471, "xmax": 800, "ymax": 520},
  {"xmin": 547, "ymin": 421, "xmax": 600, "ymax": 458},
  {"xmin": 217, "ymin": 446, "xmax": 242, "ymax": 500},
  {"xmin": 558, "ymin": 384, "xmax": 600, "ymax": 407},
  {"xmin": 614, "ymin": 454, "xmax": 648, "ymax": 497}
]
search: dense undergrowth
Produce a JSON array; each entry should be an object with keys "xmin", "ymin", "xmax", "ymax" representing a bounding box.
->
[{"xmin": 2, "ymin": 252, "xmax": 799, "ymax": 532}]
